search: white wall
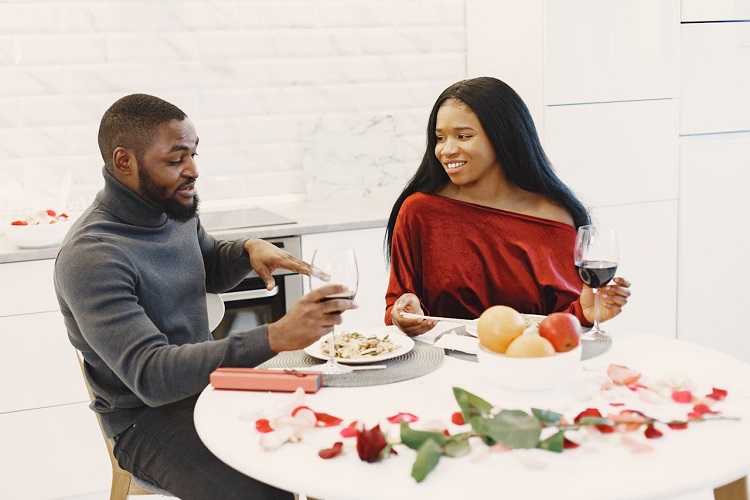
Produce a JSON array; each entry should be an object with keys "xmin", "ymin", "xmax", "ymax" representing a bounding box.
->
[{"xmin": 0, "ymin": 0, "xmax": 466, "ymax": 220}]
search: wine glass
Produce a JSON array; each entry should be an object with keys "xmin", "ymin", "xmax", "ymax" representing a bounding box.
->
[
  {"xmin": 309, "ymin": 247, "xmax": 358, "ymax": 374},
  {"xmin": 574, "ymin": 225, "xmax": 619, "ymax": 341}
]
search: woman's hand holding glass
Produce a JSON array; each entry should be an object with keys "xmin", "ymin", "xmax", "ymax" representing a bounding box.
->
[{"xmin": 579, "ymin": 277, "xmax": 632, "ymax": 324}]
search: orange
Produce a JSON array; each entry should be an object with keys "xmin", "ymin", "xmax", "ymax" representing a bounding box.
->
[
  {"xmin": 505, "ymin": 334, "xmax": 556, "ymax": 358},
  {"xmin": 477, "ymin": 305, "xmax": 526, "ymax": 354}
]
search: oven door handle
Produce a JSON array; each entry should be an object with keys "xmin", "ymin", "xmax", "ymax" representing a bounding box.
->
[{"xmin": 219, "ymin": 286, "xmax": 279, "ymax": 302}]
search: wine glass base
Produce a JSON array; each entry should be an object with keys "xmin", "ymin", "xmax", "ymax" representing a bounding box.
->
[
  {"xmin": 320, "ymin": 360, "xmax": 353, "ymax": 375},
  {"xmin": 582, "ymin": 329, "xmax": 611, "ymax": 343}
]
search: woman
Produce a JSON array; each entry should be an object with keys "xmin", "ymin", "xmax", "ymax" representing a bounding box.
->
[{"xmin": 385, "ymin": 77, "xmax": 631, "ymax": 336}]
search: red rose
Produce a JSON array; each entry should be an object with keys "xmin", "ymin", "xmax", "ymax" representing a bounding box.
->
[{"xmin": 356, "ymin": 424, "xmax": 394, "ymax": 463}]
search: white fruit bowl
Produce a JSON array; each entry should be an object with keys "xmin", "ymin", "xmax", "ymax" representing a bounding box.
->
[
  {"xmin": 5, "ymin": 220, "xmax": 72, "ymax": 249},
  {"xmin": 477, "ymin": 342, "xmax": 582, "ymax": 391}
]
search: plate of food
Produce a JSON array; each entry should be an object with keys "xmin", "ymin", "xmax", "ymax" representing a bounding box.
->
[
  {"xmin": 465, "ymin": 313, "xmax": 546, "ymax": 337},
  {"xmin": 304, "ymin": 327, "xmax": 415, "ymax": 364}
]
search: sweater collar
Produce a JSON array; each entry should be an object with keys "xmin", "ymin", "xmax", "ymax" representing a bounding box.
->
[{"xmin": 96, "ymin": 167, "xmax": 168, "ymax": 228}]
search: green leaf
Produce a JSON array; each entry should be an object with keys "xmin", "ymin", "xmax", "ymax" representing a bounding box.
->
[
  {"xmin": 537, "ymin": 430, "xmax": 565, "ymax": 453},
  {"xmin": 483, "ymin": 409, "xmax": 542, "ymax": 449},
  {"xmin": 400, "ymin": 422, "xmax": 447, "ymax": 451},
  {"xmin": 411, "ymin": 439, "xmax": 443, "ymax": 483},
  {"xmin": 532, "ymin": 408, "xmax": 564, "ymax": 425},
  {"xmin": 453, "ymin": 387, "xmax": 493, "ymax": 435},
  {"xmin": 578, "ymin": 417, "xmax": 614, "ymax": 426},
  {"xmin": 442, "ymin": 432, "xmax": 472, "ymax": 458}
]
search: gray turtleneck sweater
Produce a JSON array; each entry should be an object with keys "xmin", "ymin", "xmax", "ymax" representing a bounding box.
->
[{"xmin": 54, "ymin": 168, "xmax": 275, "ymax": 438}]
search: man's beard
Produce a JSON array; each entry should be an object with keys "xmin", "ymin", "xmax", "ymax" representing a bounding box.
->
[{"xmin": 137, "ymin": 164, "xmax": 199, "ymax": 223}]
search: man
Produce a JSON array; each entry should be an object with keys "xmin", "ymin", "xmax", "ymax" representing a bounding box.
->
[{"xmin": 54, "ymin": 93, "xmax": 356, "ymax": 499}]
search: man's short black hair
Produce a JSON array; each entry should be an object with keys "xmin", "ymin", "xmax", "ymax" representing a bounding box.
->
[{"xmin": 98, "ymin": 93, "xmax": 187, "ymax": 171}]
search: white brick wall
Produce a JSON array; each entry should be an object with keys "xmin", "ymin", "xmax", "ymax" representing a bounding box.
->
[{"xmin": 0, "ymin": 0, "xmax": 466, "ymax": 218}]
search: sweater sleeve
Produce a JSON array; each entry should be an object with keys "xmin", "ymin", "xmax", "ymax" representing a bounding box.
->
[{"xmin": 55, "ymin": 236, "xmax": 275, "ymax": 408}]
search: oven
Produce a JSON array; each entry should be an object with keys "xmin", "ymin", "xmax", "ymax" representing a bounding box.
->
[{"xmin": 211, "ymin": 236, "xmax": 303, "ymax": 340}]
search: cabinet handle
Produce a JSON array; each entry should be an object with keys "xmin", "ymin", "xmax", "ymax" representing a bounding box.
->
[{"xmin": 219, "ymin": 287, "xmax": 279, "ymax": 302}]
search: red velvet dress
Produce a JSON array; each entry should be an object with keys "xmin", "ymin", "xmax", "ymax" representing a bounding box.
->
[{"xmin": 385, "ymin": 192, "xmax": 588, "ymax": 325}]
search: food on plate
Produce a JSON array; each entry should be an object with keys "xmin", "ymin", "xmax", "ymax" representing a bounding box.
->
[
  {"xmin": 320, "ymin": 331, "xmax": 401, "ymax": 359},
  {"xmin": 477, "ymin": 305, "xmax": 525, "ymax": 354},
  {"xmin": 538, "ymin": 313, "xmax": 582, "ymax": 353},
  {"xmin": 10, "ymin": 209, "xmax": 69, "ymax": 226},
  {"xmin": 505, "ymin": 333, "xmax": 556, "ymax": 358}
]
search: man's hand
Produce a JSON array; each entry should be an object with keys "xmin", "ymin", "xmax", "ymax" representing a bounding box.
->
[
  {"xmin": 267, "ymin": 284, "xmax": 358, "ymax": 352},
  {"xmin": 390, "ymin": 293, "xmax": 436, "ymax": 336},
  {"xmin": 244, "ymin": 238, "xmax": 323, "ymax": 291}
]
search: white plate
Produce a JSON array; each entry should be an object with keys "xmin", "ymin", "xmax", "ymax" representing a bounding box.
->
[
  {"xmin": 304, "ymin": 326, "xmax": 415, "ymax": 365},
  {"xmin": 465, "ymin": 313, "xmax": 547, "ymax": 337}
]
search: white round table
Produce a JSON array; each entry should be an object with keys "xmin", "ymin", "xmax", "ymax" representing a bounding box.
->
[{"xmin": 195, "ymin": 333, "xmax": 750, "ymax": 500}]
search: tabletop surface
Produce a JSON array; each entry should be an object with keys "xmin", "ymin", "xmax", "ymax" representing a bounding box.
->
[{"xmin": 195, "ymin": 333, "xmax": 750, "ymax": 500}]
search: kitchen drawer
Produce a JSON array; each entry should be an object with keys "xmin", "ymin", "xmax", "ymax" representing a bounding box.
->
[
  {"xmin": 0, "ymin": 258, "xmax": 59, "ymax": 316},
  {"xmin": 545, "ymin": 0, "xmax": 679, "ymax": 105},
  {"xmin": 0, "ymin": 311, "xmax": 88, "ymax": 413},
  {"xmin": 678, "ymin": 132, "xmax": 750, "ymax": 363},
  {"xmin": 680, "ymin": 21, "xmax": 750, "ymax": 135},
  {"xmin": 0, "ymin": 403, "xmax": 111, "ymax": 499},
  {"xmin": 682, "ymin": 0, "xmax": 750, "ymax": 21},
  {"xmin": 589, "ymin": 201, "xmax": 678, "ymax": 340},
  {"xmin": 545, "ymin": 99, "xmax": 679, "ymax": 207}
]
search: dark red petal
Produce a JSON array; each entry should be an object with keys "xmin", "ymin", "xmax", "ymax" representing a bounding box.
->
[
  {"xmin": 644, "ymin": 424, "xmax": 663, "ymax": 439},
  {"xmin": 672, "ymin": 390, "xmax": 693, "ymax": 403},
  {"xmin": 574, "ymin": 408, "xmax": 603, "ymax": 423},
  {"xmin": 255, "ymin": 418, "xmax": 273, "ymax": 433},
  {"xmin": 318, "ymin": 441, "xmax": 344, "ymax": 459},
  {"xmin": 314, "ymin": 412, "xmax": 343, "ymax": 427},
  {"xmin": 451, "ymin": 412, "xmax": 465, "ymax": 425},
  {"xmin": 706, "ymin": 387, "xmax": 728, "ymax": 401},
  {"xmin": 563, "ymin": 437, "xmax": 580, "ymax": 449},
  {"xmin": 340, "ymin": 421, "xmax": 360, "ymax": 438},
  {"xmin": 442, "ymin": 429, "xmax": 451, "ymax": 437},
  {"xmin": 668, "ymin": 421, "xmax": 688, "ymax": 430},
  {"xmin": 386, "ymin": 412, "xmax": 419, "ymax": 424}
]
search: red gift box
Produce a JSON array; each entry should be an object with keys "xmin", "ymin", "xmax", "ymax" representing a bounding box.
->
[{"xmin": 210, "ymin": 367, "xmax": 322, "ymax": 393}]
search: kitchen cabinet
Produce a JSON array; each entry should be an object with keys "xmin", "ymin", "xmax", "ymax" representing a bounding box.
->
[
  {"xmin": 680, "ymin": 21, "xmax": 750, "ymax": 135},
  {"xmin": 545, "ymin": 99, "xmax": 679, "ymax": 208},
  {"xmin": 0, "ymin": 258, "xmax": 58, "ymax": 317},
  {"xmin": 0, "ymin": 403, "xmax": 110, "ymax": 499},
  {"xmin": 681, "ymin": 0, "xmax": 750, "ymax": 22},
  {"xmin": 301, "ymin": 227, "xmax": 390, "ymax": 331},
  {"xmin": 678, "ymin": 132, "xmax": 750, "ymax": 360}
]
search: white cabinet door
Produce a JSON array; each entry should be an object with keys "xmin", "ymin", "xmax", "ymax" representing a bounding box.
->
[
  {"xmin": 0, "ymin": 259, "xmax": 58, "ymax": 317},
  {"xmin": 680, "ymin": 21, "xmax": 750, "ymax": 135},
  {"xmin": 0, "ymin": 403, "xmax": 111, "ymax": 499},
  {"xmin": 681, "ymin": 0, "xmax": 750, "ymax": 21},
  {"xmin": 0, "ymin": 312, "xmax": 88, "ymax": 413},
  {"xmin": 301, "ymin": 227, "xmax": 390, "ymax": 331},
  {"xmin": 678, "ymin": 133, "xmax": 750, "ymax": 362},
  {"xmin": 545, "ymin": 0, "xmax": 679, "ymax": 105},
  {"xmin": 545, "ymin": 99, "xmax": 679, "ymax": 208},
  {"xmin": 589, "ymin": 201, "xmax": 678, "ymax": 339}
]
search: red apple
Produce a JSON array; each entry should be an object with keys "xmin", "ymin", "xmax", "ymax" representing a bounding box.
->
[{"xmin": 538, "ymin": 313, "xmax": 581, "ymax": 353}]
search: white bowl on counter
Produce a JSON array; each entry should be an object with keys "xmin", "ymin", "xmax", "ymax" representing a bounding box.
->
[{"xmin": 5, "ymin": 220, "xmax": 72, "ymax": 249}]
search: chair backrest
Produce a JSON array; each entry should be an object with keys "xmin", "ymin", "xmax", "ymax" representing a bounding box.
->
[
  {"xmin": 75, "ymin": 350, "xmax": 169, "ymax": 498},
  {"xmin": 206, "ymin": 292, "xmax": 225, "ymax": 332}
]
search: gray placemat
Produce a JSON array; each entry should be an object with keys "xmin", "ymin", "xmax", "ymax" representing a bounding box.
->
[
  {"xmin": 439, "ymin": 326, "xmax": 612, "ymax": 362},
  {"xmin": 256, "ymin": 341, "xmax": 445, "ymax": 387}
]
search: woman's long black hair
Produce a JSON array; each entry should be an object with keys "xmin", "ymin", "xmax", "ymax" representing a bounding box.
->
[{"xmin": 384, "ymin": 76, "xmax": 590, "ymax": 264}]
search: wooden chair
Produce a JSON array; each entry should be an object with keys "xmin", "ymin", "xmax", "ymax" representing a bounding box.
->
[
  {"xmin": 75, "ymin": 349, "xmax": 174, "ymax": 499},
  {"xmin": 73, "ymin": 293, "xmax": 226, "ymax": 499}
]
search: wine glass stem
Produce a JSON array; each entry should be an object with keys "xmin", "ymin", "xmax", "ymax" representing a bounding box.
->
[
  {"xmin": 328, "ymin": 329, "xmax": 337, "ymax": 366},
  {"xmin": 592, "ymin": 287, "xmax": 601, "ymax": 332}
]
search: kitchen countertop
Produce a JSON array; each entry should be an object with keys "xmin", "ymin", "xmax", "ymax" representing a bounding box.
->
[{"xmin": 0, "ymin": 194, "xmax": 397, "ymax": 264}]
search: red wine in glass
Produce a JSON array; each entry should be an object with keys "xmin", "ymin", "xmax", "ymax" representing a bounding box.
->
[{"xmin": 576, "ymin": 260, "xmax": 618, "ymax": 288}]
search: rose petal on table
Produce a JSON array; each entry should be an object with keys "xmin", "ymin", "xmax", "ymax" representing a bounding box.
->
[
  {"xmin": 644, "ymin": 424, "xmax": 663, "ymax": 439},
  {"xmin": 607, "ymin": 364, "xmax": 642, "ymax": 386},
  {"xmin": 340, "ymin": 421, "xmax": 360, "ymax": 438},
  {"xmin": 672, "ymin": 390, "xmax": 694, "ymax": 403},
  {"xmin": 386, "ymin": 412, "xmax": 419, "ymax": 424},
  {"xmin": 255, "ymin": 418, "xmax": 273, "ymax": 433},
  {"xmin": 451, "ymin": 411, "xmax": 465, "ymax": 425},
  {"xmin": 706, "ymin": 387, "xmax": 728, "ymax": 401},
  {"xmin": 318, "ymin": 441, "xmax": 344, "ymax": 459}
]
